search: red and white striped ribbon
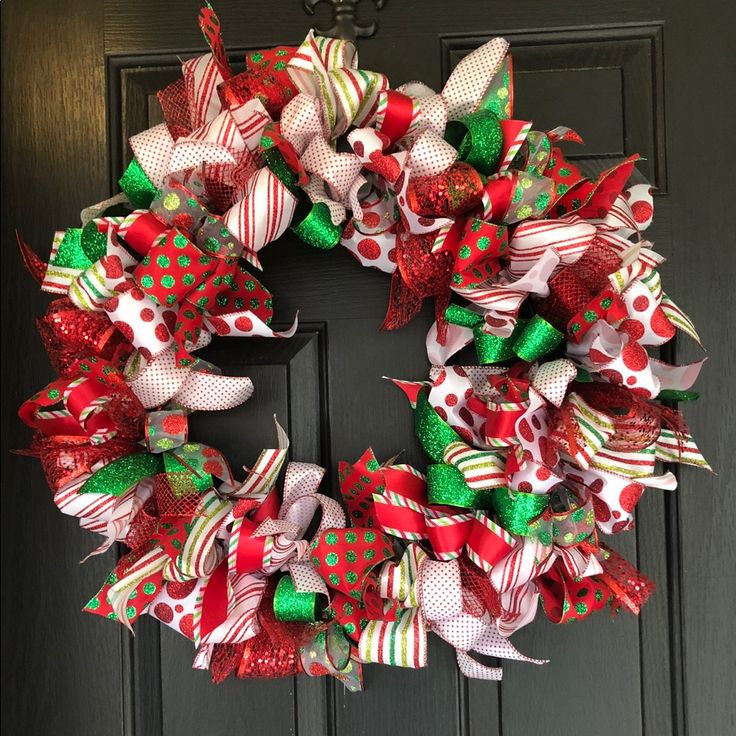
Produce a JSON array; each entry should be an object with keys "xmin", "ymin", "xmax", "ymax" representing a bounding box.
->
[
  {"xmin": 195, "ymin": 572, "xmax": 266, "ymax": 648},
  {"xmin": 507, "ymin": 215, "xmax": 596, "ymax": 279},
  {"xmin": 223, "ymin": 168, "xmax": 298, "ymax": 256},
  {"xmin": 182, "ymin": 53, "xmax": 224, "ymax": 130}
]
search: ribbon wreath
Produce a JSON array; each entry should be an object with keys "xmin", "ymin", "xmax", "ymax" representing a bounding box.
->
[{"xmin": 15, "ymin": 2, "xmax": 711, "ymax": 692}]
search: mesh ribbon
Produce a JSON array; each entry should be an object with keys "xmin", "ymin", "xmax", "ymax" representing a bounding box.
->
[
  {"xmin": 597, "ymin": 544, "xmax": 655, "ymax": 615},
  {"xmin": 535, "ymin": 241, "xmax": 622, "ymax": 329}
]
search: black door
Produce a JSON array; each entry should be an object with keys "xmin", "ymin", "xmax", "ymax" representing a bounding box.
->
[{"xmin": 2, "ymin": 1, "xmax": 734, "ymax": 735}]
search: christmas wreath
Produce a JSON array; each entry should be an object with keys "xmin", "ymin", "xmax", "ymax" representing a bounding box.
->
[{"xmin": 17, "ymin": 4, "xmax": 710, "ymax": 690}]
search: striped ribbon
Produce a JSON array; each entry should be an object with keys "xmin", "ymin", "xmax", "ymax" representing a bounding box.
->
[
  {"xmin": 655, "ymin": 429, "xmax": 712, "ymax": 470},
  {"xmin": 195, "ymin": 567, "xmax": 266, "ymax": 647},
  {"xmin": 286, "ymin": 30, "xmax": 388, "ymax": 137},
  {"xmin": 359, "ymin": 544, "xmax": 427, "ymax": 668},
  {"xmin": 507, "ymin": 214, "xmax": 595, "ymax": 279},
  {"xmin": 378, "ymin": 544, "xmax": 426, "ymax": 608},
  {"xmin": 553, "ymin": 393, "xmax": 615, "ymax": 470},
  {"xmin": 358, "ymin": 608, "xmax": 427, "ymax": 669},
  {"xmin": 106, "ymin": 545, "xmax": 169, "ymax": 631},
  {"xmin": 176, "ymin": 490, "xmax": 231, "ymax": 579},
  {"xmin": 223, "ymin": 168, "xmax": 298, "ymax": 264},
  {"xmin": 442, "ymin": 440, "xmax": 506, "ymax": 490}
]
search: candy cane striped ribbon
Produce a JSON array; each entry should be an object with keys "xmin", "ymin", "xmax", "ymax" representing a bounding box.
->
[
  {"xmin": 373, "ymin": 491, "xmax": 428, "ymax": 540},
  {"xmin": 424, "ymin": 511, "xmax": 474, "ymax": 561},
  {"xmin": 182, "ymin": 53, "xmax": 224, "ymax": 130},
  {"xmin": 196, "ymin": 571, "xmax": 266, "ymax": 647},
  {"xmin": 223, "ymin": 168, "xmax": 297, "ymax": 264},
  {"xmin": 498, "ymin": 120, "xmax": 532, "ymax": 173},
  {"xmin": 507, "ymin": 215, "xmax": 596, "ymax": 279},
  {"xmin": 465, "ymin": 512, "xmax": 515, "ymax": 572},
  {"xmin": 176, "ymin": 490, "xmax": 231, "ymax": 578},
  {"xmin": 490, "ymin": 537, "xmax": 556, "ymax": 637},
  {"xmin": 107, "ymin": 545, "xmax": 169, "ymax": 631},
  {"xmin": 655, "ymin": 429, "xmax": 712, "ymax": 470},
  {"xmin": 442, "ymin": 440, "xmax": 506, "ymax": 490},
  {"xmin": 54, "ymin": 472, "xmax": 124, "ymax": 534},
  {"xmin": 558, "ymin": 393, "xmax": 615, "ymax": 470},
  {"xmin": 168, "ymin": 111, "xmax": 242, "ymax": 173}
]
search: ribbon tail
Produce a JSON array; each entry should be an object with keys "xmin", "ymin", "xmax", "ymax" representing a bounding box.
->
[
  {"xmin": 456, "ymin": 650, "xmax": 502, "ymax": 680},
  {"xmin": 16, "ymin": 231, "xmax": 46, "ymax": 284}
]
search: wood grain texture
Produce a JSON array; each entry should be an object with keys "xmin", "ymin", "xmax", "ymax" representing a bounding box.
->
[
  {"xmin": 3, "ymin": 1, "xmax": 735, "ymax": 734},
  {"xmin": 0, "ymin": 2, "xmax": 125, "ymax": 736},
  {"xmin": 662, "ymin": 2, "xmax": 736, "ymax": 734}
]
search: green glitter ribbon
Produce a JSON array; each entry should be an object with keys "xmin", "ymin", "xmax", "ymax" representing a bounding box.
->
[
  {"xmin": 445, "ymin": 305, "xmax": 535, "ymax": 364},
  {"xmin": 415, "ymin": 390, "xmax": 495, "ymax": 509},
  {"xmin": 53, "ymin": 228, "xmax": 90, "ymax": 270},
  {"xmin": 119, "ymin": 158, "xmax": 159, "ymax": 209},
  {"xmin": 274, "ymin": 575, "xmax": 321, "ymax": 622},
  {"xmin": 444, "ymin": 109, "xmax": 503, "ymax": 176},
  {"xmin": 81, "ymin": 221, "xmax": 107, "ymax": 263},
  {"xmin": 415, "ymin": 390, "xmax": 463, "ymax": 462},
  {"xmin": 657, "ymin": 389, "xmax": 699, "ymax": 402},
  {"xmin": 79, "ymin": 453, "xmax": 164, "ymax": 495},
  {"xmin": 511, "ymin": 314, "xmax": 564, "ymax": 362},
  {"xmin": 426, "ymin": 464, "xmax": 495, "ymax": 510},
  {"xmin": 261, "ymin": 145, "xmax": 299, "ymax": 193},
  {"xmin": 445, "ymin": 303, "xmax": 481, "ymax": 329},
  {"xmin": 476, "ymin": 320, "xmax": 528, "ymax": 364},
  {"xmin": 291, "ymin": 202, "xmax": 342, "ymax": 250},
  {"xmin": 492, "ymin": 487, "xmax": 549, "ymax": 536}
]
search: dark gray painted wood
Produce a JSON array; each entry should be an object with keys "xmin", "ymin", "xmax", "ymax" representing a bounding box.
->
[
  {"xmin": 1, "ymin": 2, "xmax": 126, "ymax": 736},
  {"xmin": 3, "ymin": 1, "xmax": 735, "ymax": 735}
]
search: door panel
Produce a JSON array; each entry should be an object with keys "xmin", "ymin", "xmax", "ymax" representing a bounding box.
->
[{"xmin": 3, "ymin": 1, "xmax": 734, "ymax": 735}]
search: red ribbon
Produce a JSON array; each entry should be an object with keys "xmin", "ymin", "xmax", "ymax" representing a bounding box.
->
[
  {"xmin": 379, "ymin": 90, "xmax": 414, "ymax": 144},
  {"xmin": 200, "ymin": 559, "xmax": 230, "ymax": 638}
]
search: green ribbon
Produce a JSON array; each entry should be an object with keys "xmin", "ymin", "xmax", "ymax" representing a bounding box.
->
[
  {"xmin": 513, "ymin": 314, "xmax": 564, "ymax": 362},
  {"xmin": 415, "ymin": 389, "xmax": 463, "ymax": 462},
  {"xmin": 80, "ymin": 220, "xmax": 107, "ymax": 263},
  {"xmin": 445, "ymin": 305, "xmax": 563, "ymax": 364},
  {"xmin": 492, "ymin": 487, "xmax": 549, "ymax": 536},
  {"xmin": 445, "ymin": 109, "xmax": 503, "ymax": 176},
  {"xmin": 274, "ymin": 575, "xmax": 321, "ymax": 622},
  {"xmin": 291, "ymin": 202, "xmax": 342, "ymax": 250},
  {"xmin": 657, "ymin": 389, "xmax": 699, "ymax": 402},
  {"xmin": 475, "ymin": 319, "xmax": 528, "ymax": 363},
  {"xmin": 416, "ymin": 391, "xmax": 495, "ymax": 510},
  {"xmin": 79, "ymin": 453, "xmax": 164, "ymax": 495},
  {"xmin": 426, "ymin": 464, "xmax": 495, "ymax": 509},
  {"xmin": 119, "ymin": 158, "xmax": 159, "ymax": 209},
  {"xmin": 53, "ymin": 220, "xmax": 107, "ymax": 271},
  {"xmin": 261, "ymin": 145, "xmax": 300, "ymax": 193},
  {"xmin": 53, "ymin": 229, "xmax": 88, "ymax": 270}
]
